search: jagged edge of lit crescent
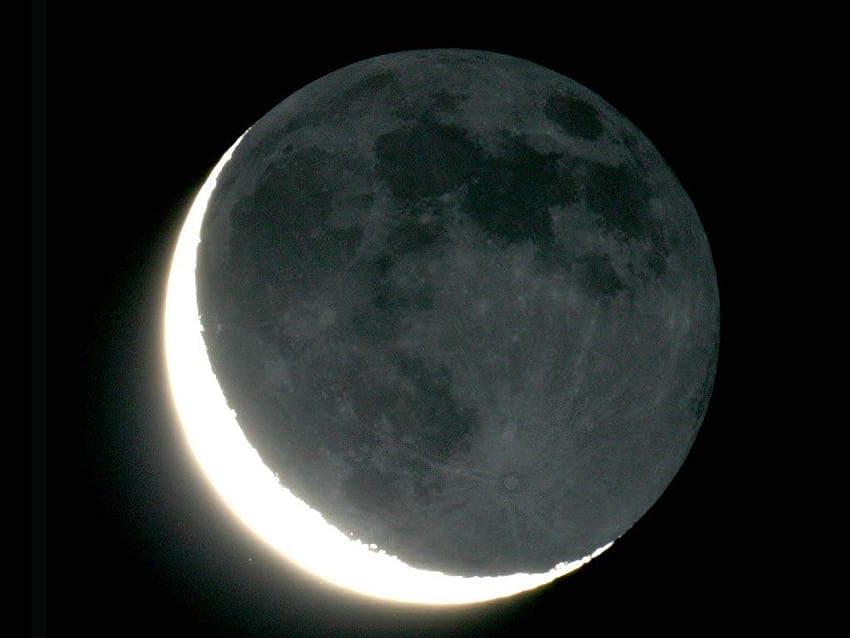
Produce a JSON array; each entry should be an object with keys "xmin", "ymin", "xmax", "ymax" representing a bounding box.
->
[{"xmin": 162, "ymin": 131, "xmax": 613, "ymax": 606}]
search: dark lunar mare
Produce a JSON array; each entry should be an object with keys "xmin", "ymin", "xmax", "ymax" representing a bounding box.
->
[{"xmin": 196, "ymin": 50, "xmax": 719, "ymax": 576}]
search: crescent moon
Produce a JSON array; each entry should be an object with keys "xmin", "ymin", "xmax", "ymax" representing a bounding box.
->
[{"xmin": 163, "ymin": 132, "xmax": 612, "ymax": 606}]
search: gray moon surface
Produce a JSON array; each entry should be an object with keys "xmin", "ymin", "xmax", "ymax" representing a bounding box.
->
[{"xmin": 195, "ymin": 49, "xmax": 719, "ymax": 578}]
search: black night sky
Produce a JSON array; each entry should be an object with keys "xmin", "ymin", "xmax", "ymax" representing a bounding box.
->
[{"xmin": 35, "ymin": 6, "xmax": 811, "ymax": 636}]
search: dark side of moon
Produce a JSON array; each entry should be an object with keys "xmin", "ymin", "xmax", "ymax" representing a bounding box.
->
[{"xmin": 195, "ymin": 50, "xmax": 719, "ymax": 578}]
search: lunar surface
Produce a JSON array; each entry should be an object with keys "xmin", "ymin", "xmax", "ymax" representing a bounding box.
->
[{"xmin": 172, "ymin": 49, "xmax": 718, "ymax": 598}]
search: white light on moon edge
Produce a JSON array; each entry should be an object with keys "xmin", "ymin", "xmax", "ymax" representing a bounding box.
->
[{"xmin": 163, "ymin": 132, "xmax": 613, "ymax": 605}]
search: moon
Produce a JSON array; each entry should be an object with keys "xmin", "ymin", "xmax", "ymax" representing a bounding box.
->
[{"xmin": 164, "ymin": 49, "xmax": 719, "ymax": 605}]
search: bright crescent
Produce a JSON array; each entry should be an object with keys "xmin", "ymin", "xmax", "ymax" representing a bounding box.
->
[{"xmin": 163, "ymin": 132, "xmax": 612, "ymax": 606}]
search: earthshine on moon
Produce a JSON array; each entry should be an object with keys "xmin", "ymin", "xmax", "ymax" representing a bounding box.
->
[{"xmin": 164, "ymin": 50, "xmax": 719, "ymax": 605}]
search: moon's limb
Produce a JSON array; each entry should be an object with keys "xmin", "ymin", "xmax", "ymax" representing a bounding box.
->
[{"xmin": 164, "ymin": 132, "xmax": 613, "ymax": 605}]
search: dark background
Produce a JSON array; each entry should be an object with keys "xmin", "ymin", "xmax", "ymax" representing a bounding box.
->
[{"xmin": 35, "ymin": 5, "xmax": 807, "ymax": 636}]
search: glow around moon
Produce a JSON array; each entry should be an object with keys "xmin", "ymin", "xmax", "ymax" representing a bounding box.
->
[{"xmin": 163, "ymin": 133, "xmax": 612, "ymax": 606}]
